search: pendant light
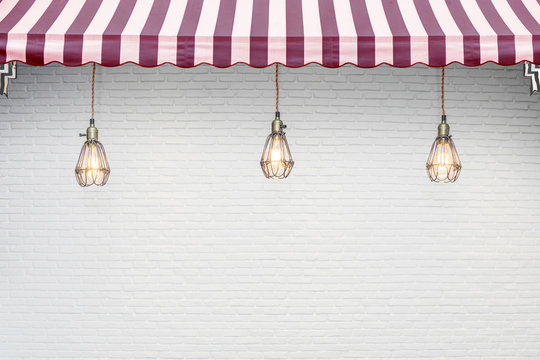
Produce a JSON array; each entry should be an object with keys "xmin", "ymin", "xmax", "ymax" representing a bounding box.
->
[
  {"xmin": 74, "ymin": 63, "xmax": 110, "ymax": 187},
  {"xmin": 260, "ymin": 64, "xmax": 294, "ymax": 179},
  {"xmin": 426, "ymin": 67, "xmax": 461, "ymax": 183}
]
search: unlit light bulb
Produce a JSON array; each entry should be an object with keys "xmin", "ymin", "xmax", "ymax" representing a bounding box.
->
[{"xmin": 426, "ymin": 116, "xmax": 461, "ymax": 183}]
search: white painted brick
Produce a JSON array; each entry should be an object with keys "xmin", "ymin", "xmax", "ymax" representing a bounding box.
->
[{"xmin": 0, "ymin": 62, "xmax": 539, "ymax": 359}]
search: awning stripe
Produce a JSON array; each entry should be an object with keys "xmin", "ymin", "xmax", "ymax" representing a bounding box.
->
[
  {"xmin": 461, "ymin": 0, "xmax": 498, "ymax": 64},
  {"xmin": 429, "ymin": 0, "xmax": 463, "ymax": 65},
  {"xmin": 267, "ymin": 0, "xmax": 286, "ymax": 65},
  {"xmin": 101, "ymin": 0, "xmax": 136, "ymax": 67},
  {"xmin": 318, "ymin": 0, "xmax": 339, "ymax": 67},
  {"xmin": 445, "ymin": 0, "xmax": 480, "ymax": 66},
  {"xmin": 0, "ymin": 0, "xmax": 21, "ymax": 24},
  {"xmin": 119, "ymin": 0, "xmax": 152, "ymax": 65},
  {"xmin": 0, "ymin": 0, "xmax": 35, "ymax": 64},
  {"xmin": 523, "ymin": 0, "xmax": 540, "ymax": 18},
  {"xmin": 494, "ymin": 0, "xmax": 533, "ymax": 62},
  {"xmin": 349, "ymin": 0, "xmax": 375, "ymax": 67},
  {"xmin": 63, "ymin": 0, "xmax": 102, "ymax": 66},
  {"xmin": 302, "ymin": 0, "xmax": 322, "ymax": 65},
  {"xmin": 194, "ymin": 0, "xmax": 220, "ymax": 65},
  {"xmin": 414, "ymin": 0, "xmax": 445, "ymax": 66},
  {"xmin": 45, "ymin": 0, "xmax": 86, "ymax": 65},
  {"xmin": 367, "ymin": 0, "xmax": 393, "ymax": 65},
  {"xmin": 509, "ymin": 0, "xmax": 540, "ymax": 63},
  {"xmin": 8, "ymin": 0, "xmax": 52, "ymax": 64},
  {"xmin": 285, "ymin": 0, "xmax": 303, "ymax": 67},
  {"xmin": 230, "ymin": 0, "xmax": 252, "ymax": 65},
  {"xmin": 26, "ymin": 0, "xmax": 68, "ymax": 66},
  {"xmin": 1, "ymin": 0, "xmax": 540, "ymax": 68},
  {"xmin": 139, "ymin": 0, "xmax": 170, "ymax": 67},
  {"xmin": 177, "ymin": 0, "xmax": 203, "ymax": 67},
  {"xmin": 477, "ymin": 0, "xmax": 516, "ymax": 64},
  {"xmin": 333, "ymin": 0, "xmax": 357, "ymax": 66},
  {"xmin": 213, "ymin": 0, "xmax": 236, "ymax": 67},
  {"xmin": 399, "ymin": 0, "xmax": 429, "ymax": 66},
  {"xmin": 84, "ymin": 1, "xmax": 121, "ymax": 64},
  {"xmin": 250, "ymin": 0, "xmax": 268, "ymax": 67},
  {"xmin": 158, "ymin": 0, "xmax": 187, "ymax": 65},
  {"xmin": 382, "ymin": 0, "xmax": 411, "ymax": 67}
]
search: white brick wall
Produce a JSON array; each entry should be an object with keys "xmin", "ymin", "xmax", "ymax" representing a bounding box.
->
[{"xmin": 1, "ymin": 62, "xmax": 540, "ymax": 359}]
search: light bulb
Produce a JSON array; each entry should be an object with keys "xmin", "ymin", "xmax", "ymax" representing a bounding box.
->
[
  {"xmin": 75, "ymin": 119, "xmax": 110, "ymax": 187},
  {"xmin": 260, "ymin": 112, "xmax": 293, "ymax": 179},
  {"xmin": 426, "ymin": 116, "xmax": 461, "ymax": 183}
]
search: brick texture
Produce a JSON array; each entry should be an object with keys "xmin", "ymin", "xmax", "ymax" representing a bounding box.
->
[{"xmin": 0, "ymin": 63, "xmax": 540, "ymax": 359}]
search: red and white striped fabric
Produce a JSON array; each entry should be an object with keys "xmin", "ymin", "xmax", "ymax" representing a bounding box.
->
[{"xmin": 1, "ymin": 0, "xmax": 540, "ymax": 68}]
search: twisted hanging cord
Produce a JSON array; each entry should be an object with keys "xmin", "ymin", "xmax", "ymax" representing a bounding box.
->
[
  {"xmin": 91, "ymin": 63, "xmax": 95, "ymax": 119},
  {"xmin": 91, "ymin": 63, "xmax": 95, "ymax": 118},
  {"xmin": 275, "ymin": 63, "xmax": 279, "ymax": 113},
  {"xmin": 441, "ymin": 66, "xmax": 445, "ymax": 116}
]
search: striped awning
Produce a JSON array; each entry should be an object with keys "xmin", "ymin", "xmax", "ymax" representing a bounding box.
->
[{"xmin": 1, "ymin": 0, "xmax": 540, "ymax": 68}]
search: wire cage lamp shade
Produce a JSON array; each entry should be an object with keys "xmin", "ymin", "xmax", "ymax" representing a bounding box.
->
[
  {"xmin": 426, "ymin": 130, "xmax": 461, "ymax": 183},
  {"xmin": 75, "ymin": 134, "xmax": 110, "ymax": 187},
  {"xmin": 260, "ymin": 64, "xmax": 294, "ymax": 179},
  {"xmin": 426, "ymin": 67, "xmax": 461, "ymax": 183},
  {"xmin": 260, "ymin": 129, "xmax": 294, "ymax": 179},
  {"xmin": 75, "ymin": 64, "xmax": 110, "ymax": 187}
]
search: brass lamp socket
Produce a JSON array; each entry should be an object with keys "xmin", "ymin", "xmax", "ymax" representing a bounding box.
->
[
  {"xmin": 438, "ymin": 115, "xmax": 450, "ymax": 137},
  {"xmin": 272, "ymin": 112, "xmax": 284, "ymax": 133},
  {"xmin": 86, "ymin": 118, "xmax": 98, "ymax": 140}
]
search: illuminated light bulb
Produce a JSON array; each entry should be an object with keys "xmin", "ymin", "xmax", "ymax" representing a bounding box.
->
[
  {"xmin": 260, "ymin": 112, "xmax": 294, "ymax": 179},
  {"xmin": 75, "ymin": 119, "xmax": 110, "ymax": 187},
  {"xmin": 426, "ymin": 115, "xmax": 461, "ymax": 183}
]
